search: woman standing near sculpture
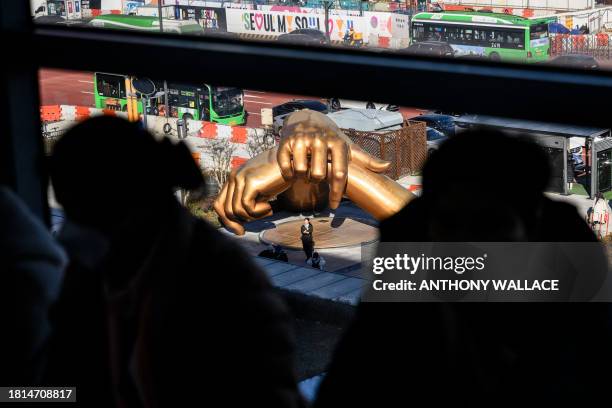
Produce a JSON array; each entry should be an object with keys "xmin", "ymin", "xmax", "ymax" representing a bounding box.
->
[{"xmin": 300, "ymin": 218, "xmax": 314, "ymax": 261}]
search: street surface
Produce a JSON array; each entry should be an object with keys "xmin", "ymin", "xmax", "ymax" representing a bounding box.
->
[{"xmin": 39, "ymin": 69, "xmax": 426, "ymax": 127}]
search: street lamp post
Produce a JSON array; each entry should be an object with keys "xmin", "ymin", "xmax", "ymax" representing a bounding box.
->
[
  {"xmin": 131, "ymin": 77, "xmax": 157, "ymax": 131},
  {"xmin": 158, "ymin": 0, "xmax": 164, "ymax": 33}
]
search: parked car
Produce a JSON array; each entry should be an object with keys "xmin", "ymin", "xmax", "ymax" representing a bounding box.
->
[
  {"xmin": 425, "ymin": 127, "xmax": 448, "ymax": 154},
  {"xmin": 413, "ymin": 113, "xmax": 456, "ymax": 137},
  {"xmin": 327, "ymin": 98, "xmax": 399, "ymax": 112},
  {"xmin": 570, "ymin": 137, "xmax": 586, "ymax": 175},
  {"xmin": 277, "ymin": 29, "xmax": 329, "ymax": 46},
  {"xmin": 326, "ymin": 108, "xmax": 404, "ymax": 132},
  {"xmin": 544, "ymin": 54, "xmax": 599, "ymax": 70},
  {"xmin": 272, "ymin": 99, "xmax": 328, "ymax": 135},
  {"xmin": 403, "ymin": 41, "xmax": 455, "ymax": 58}
]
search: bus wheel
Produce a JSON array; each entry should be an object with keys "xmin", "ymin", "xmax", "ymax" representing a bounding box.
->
[
  {"xmin": 163, "ymin": 123, "xmax": 172, "ymax": 134},
  {"xmin": 489, "ymin": 52, "xmax": 501, "ymax": 61}
]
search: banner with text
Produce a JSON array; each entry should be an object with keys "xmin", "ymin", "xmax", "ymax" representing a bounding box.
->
[{"xmin": 226, "ymin": 8, "xmax": 367, "ymax": 42}]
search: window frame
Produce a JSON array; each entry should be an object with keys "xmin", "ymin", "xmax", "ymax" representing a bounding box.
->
[
  {"xmin": 3, "ymin": 1, "xmax": 612, "ymax": 220},
  {"xmin": 29, "ymin": 25, "xmax": 612, "ymax": 127}
]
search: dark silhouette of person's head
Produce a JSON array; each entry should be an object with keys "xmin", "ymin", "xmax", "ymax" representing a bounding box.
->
[
  {"xmin": 51, "ymin": 116, "xmax": 203, "ymax": 233},
  {"xmin": 421, "ymin": 128, "xmax": 551, "ymax": 241}
]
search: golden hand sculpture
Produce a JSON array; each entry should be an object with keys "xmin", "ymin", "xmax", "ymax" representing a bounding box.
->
[{"xmin": 213, "ymin": 109, "xmax": 414, "ymax": 235}]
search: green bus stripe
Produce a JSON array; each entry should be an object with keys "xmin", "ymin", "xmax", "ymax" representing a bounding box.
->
[{"xmin": 412, "ymin": 19, "xmax": 527, "ymax": 30}]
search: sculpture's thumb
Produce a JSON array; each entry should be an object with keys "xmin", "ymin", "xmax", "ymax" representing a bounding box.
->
[{"xmin": 350, "ymin": 144, "xmax": 391, "ymax": 173}]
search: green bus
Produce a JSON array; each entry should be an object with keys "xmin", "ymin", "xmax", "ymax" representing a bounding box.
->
[
  {"xmin": 411, "ymin": 11, "xmax": 553, "ymax": 63},
  {"xmin": 89, "ymin": 14, "xmax": 204, "ymax": 35},
  {"xmin": 94, "ymin": 73, "xmax": 246, "ymax": 126}
]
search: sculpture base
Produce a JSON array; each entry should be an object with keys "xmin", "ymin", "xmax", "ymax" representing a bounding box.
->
[{"xmin": 260, "ymin": 217, "xmax": 379, "ymax": 250}]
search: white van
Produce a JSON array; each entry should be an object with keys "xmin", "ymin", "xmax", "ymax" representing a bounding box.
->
[{"xmin": 326, "ymin": 108, "xmax": 404, "ymax": 132}]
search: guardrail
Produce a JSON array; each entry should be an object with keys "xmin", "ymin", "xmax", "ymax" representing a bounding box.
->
[
  {"xmin": 39, "ymin": 105, "xmax": 265, "ymax": 171},
  {"xmin": 550, "ymin": 33, "xmax": 612, "ymax": 60}
]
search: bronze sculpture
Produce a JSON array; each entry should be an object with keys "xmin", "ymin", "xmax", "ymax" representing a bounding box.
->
[{"xmin": 213, "ymin": 110, "xmax": 414, "ymax": 235}]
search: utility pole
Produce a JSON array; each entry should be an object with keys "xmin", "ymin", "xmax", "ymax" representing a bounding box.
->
[
  {"xmin": 142, "ymin": 96, "xmax": 148, "ymax": 130},
  {"xmin": 323, "ymin": 0, "xmax": 333, "ymax": 43},
  {"xmin": 158, "ymin": 0, "xmax": 164, "ymax": 33},
  {"xmin": 176, "ymin": 119, "xmax": 187, "ymax": 204}
]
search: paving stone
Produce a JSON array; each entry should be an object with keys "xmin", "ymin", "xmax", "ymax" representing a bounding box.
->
[
  {"xmin": 310, "ymin": 277, "xmax": 364, "ymax": 300},
  {"xmin": 284, "ymin": 272, "xmax": 347, "ymax": 293},
  {"xmin": 272, "ymin": 267, "xmax": 325, "ymax": 288},
  {"xmin": 262, "ymin": 261, "xmax": 301, "ymax": 277}
]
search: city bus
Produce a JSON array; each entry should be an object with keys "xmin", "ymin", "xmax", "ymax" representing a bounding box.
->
[
  {"xmin": 410, "ymin": 11, "xmax": 553, "ymax": 62},
  {"xmin": 89, "ymin": 14, "xmax": 204, "ymax": 35},
  {"xmin": 94, "ymin": 73, "xmax": 246, "ymax": 126}
]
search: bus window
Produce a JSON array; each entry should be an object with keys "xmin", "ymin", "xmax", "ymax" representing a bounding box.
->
[
  {"xmin": 530, "ymin": 24, "xmax": 548, "ymax": 40},
  {"xmin": 168, "ymin": 87, "xmax": 197, "ymax": 108},
  {"xmin": 503, "ymin": 29, "xmax": 525, "ymax": 49},
  {"xmin": 167, "ymin": 88, "xmax": 180, "ymax": 117},
  {"xmin": 211, "ymin": 87, "xmax": 243, "ymax": 117},
  {"xmin": 179, "ymin": 90, "xmax": 196, "ymax": 109},
  {"xmin": 465, "ymin": 29, "xmax": 473, "ymax": 41},
  {"xmin": 96, "ymin": 74, "xmax": 126, "ymax": 98},
  {"xmin": 598, "ymin": 150, "xmax": 612, "ymax": 192},
  {"xmin": 199, "ymin": 90, "xmax": 211, "ymax": 121},
  {"xmin": 413, "ymin": 23, "xmax": 425, "ymax": 42}
]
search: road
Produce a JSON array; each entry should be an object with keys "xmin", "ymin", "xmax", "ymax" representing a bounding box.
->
[
  {"xmin": 39, "ymin": 68, "xmax": 425, "ymax": 127},
  {"xmin": 39, "ymin": 69, "xmax": 96, "ymax": 108}
]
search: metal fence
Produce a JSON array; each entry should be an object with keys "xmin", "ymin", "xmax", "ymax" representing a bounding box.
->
[
  {"xmin": 343, "ymin": 120, "xmax": 427, "ymax": 180},
  {"xmin": 550, "ymin": 33, "xmax": 612, "ymax": 59}
]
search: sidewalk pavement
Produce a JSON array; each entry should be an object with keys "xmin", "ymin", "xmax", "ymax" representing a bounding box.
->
[{"xmin": 254, "ymin": 256, "xmax": 364, "ymax": 305}]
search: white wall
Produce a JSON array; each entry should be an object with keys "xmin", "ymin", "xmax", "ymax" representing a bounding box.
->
[
  {"xmin": 102, "ymin": 0, "xmax": 122, "ymax": 9},
  {"xmin": 364, "ymin": 11, "xmax": 410, "ymax": 39}
]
